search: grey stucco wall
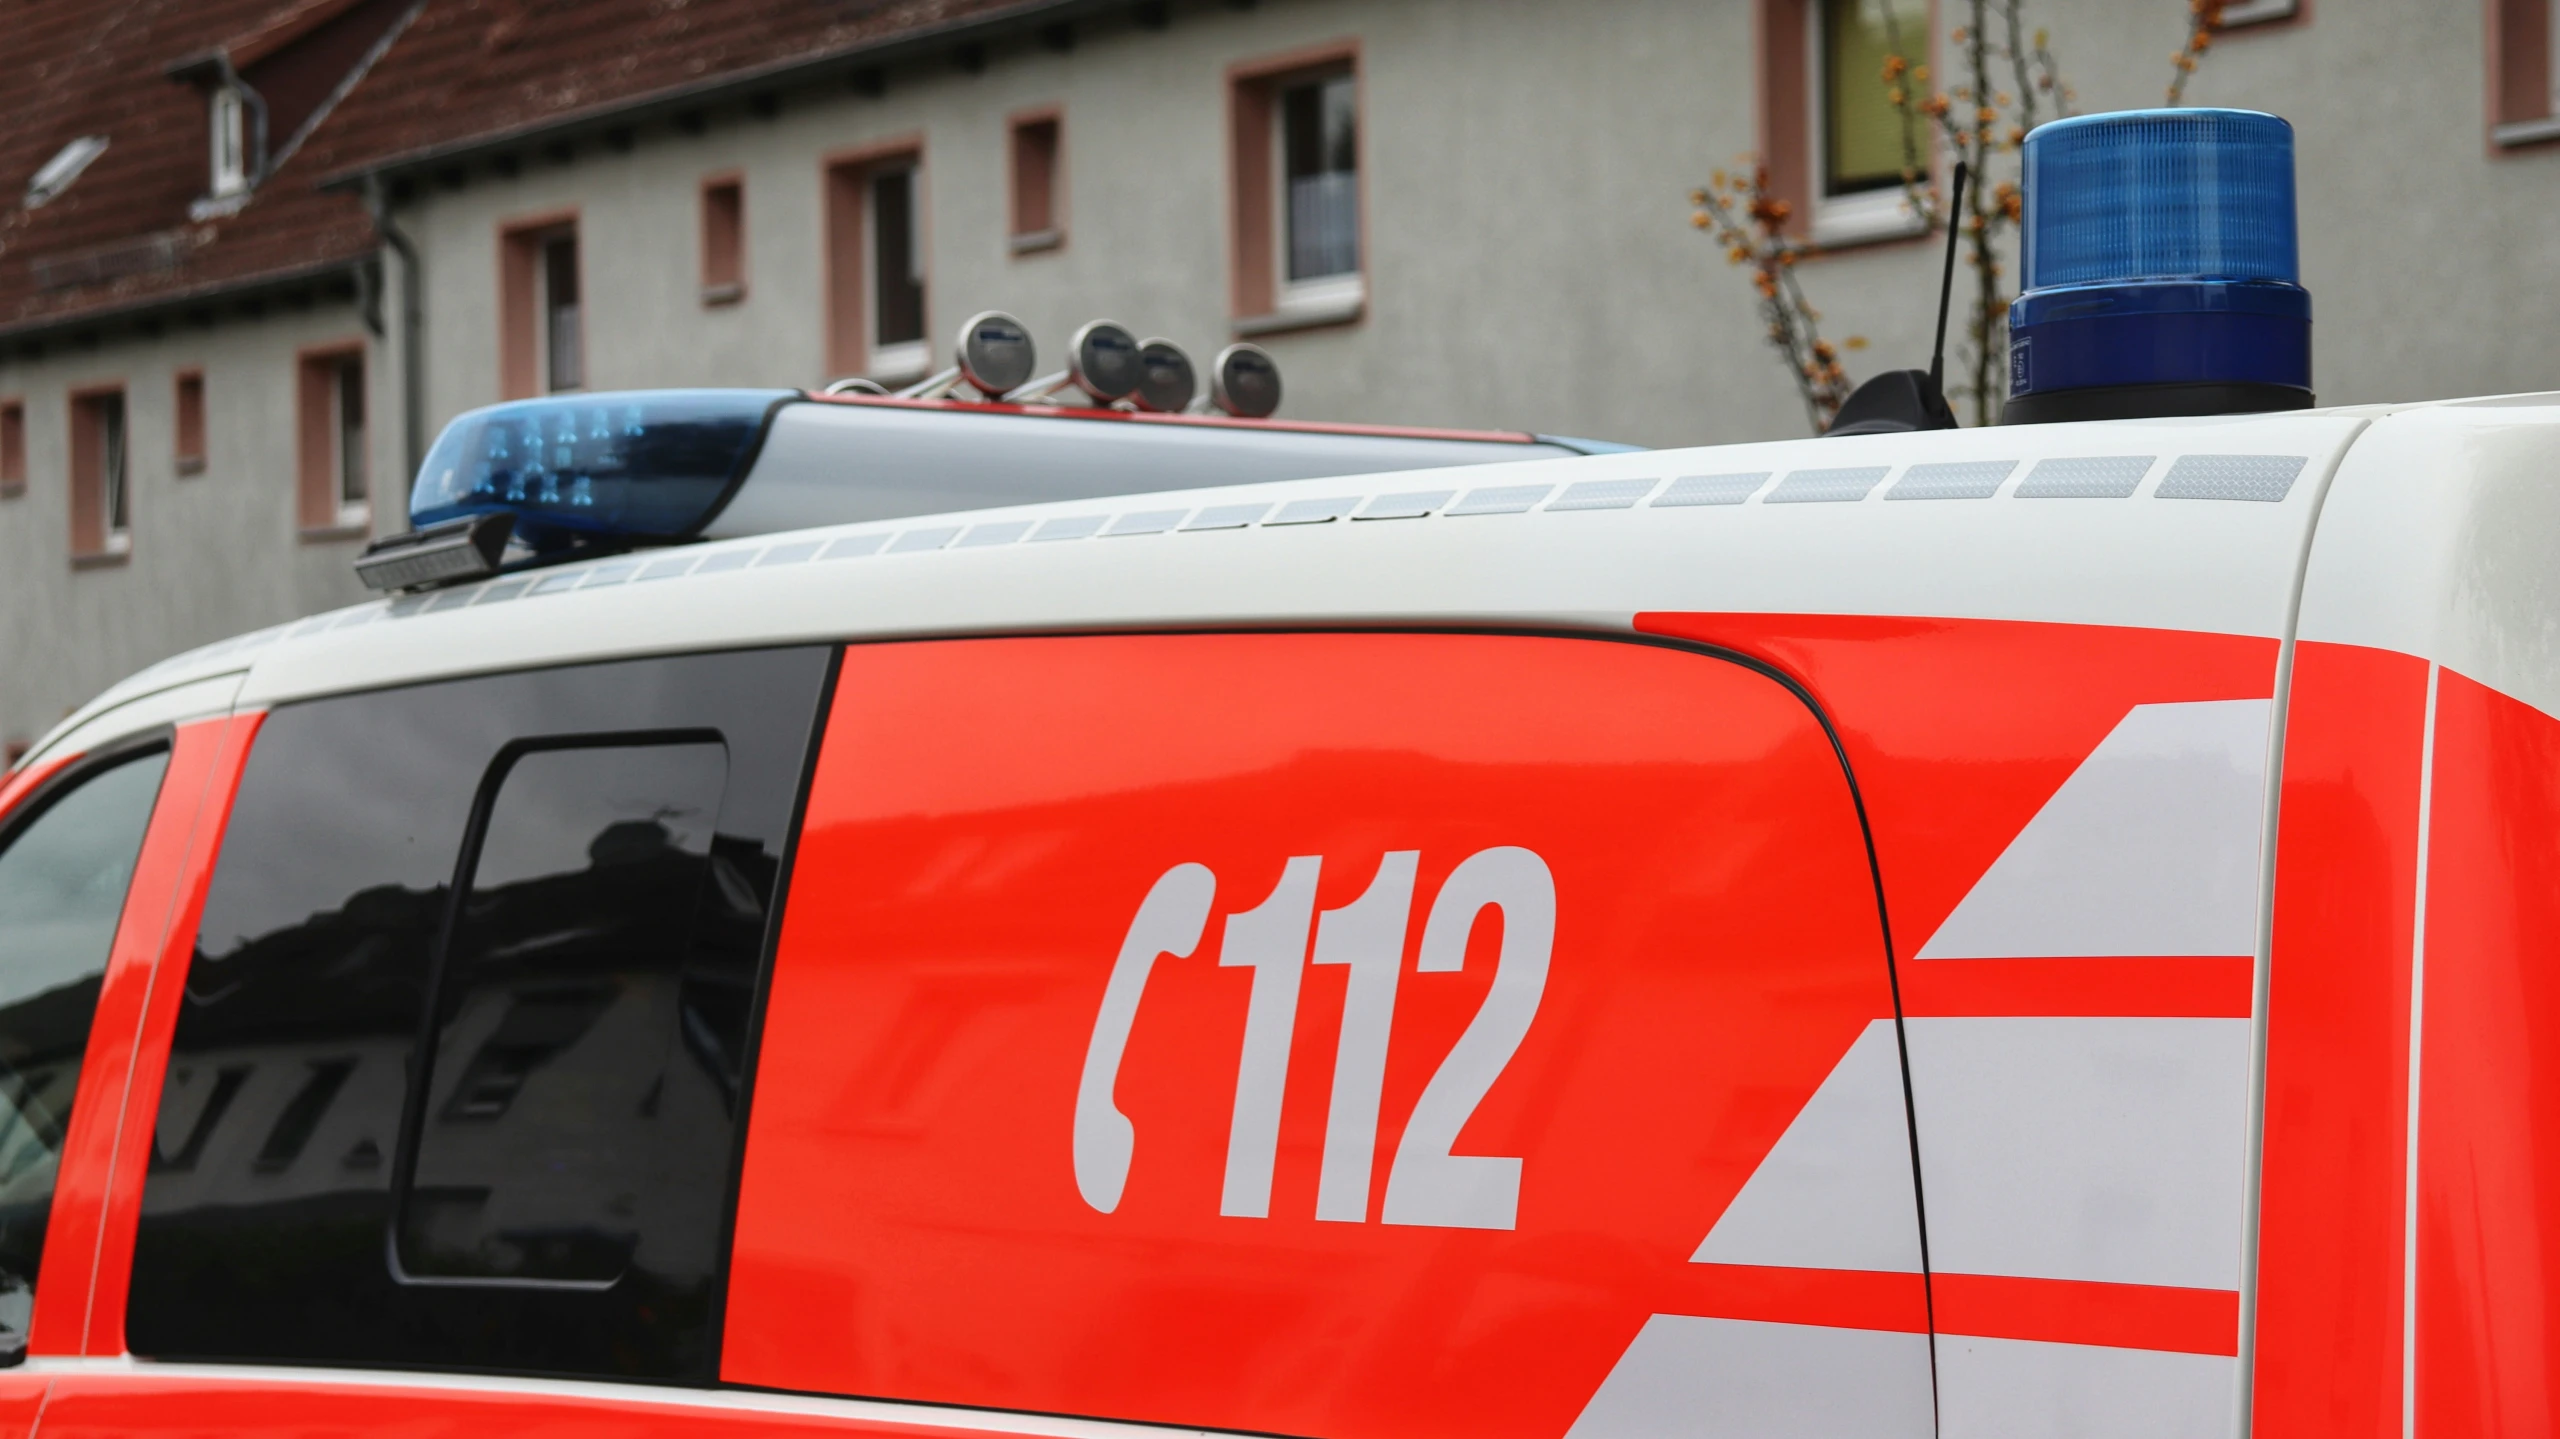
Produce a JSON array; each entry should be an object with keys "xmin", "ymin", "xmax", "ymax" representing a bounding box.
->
[
  {"xmin": 5, "ymin": 0, "xmax": 2557, "ymax": 743},
  {"xmin": 0, "ymin": 304, "xmax": 393, "ymax": 748}
]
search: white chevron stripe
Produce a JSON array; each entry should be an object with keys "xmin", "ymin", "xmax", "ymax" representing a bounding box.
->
[
  {"xmin": 1917, "ymin": 699, "xmax": 2272, "ymax": 960},
  {"xmin": 1565, "ymin": 1316, "xmax": 1934, "ymax": 1439},
  {"xmin": 1905, "ymin": 1016, "xmax": 2252, "ymax": 1290},
  {"xmin": 1691, "ymin": 1020, "xmax": 1921, "ymax": 1273},
  {"xmin": 1936, "ymin": 1336, "xmax": 2235, "ymax": 1439}
]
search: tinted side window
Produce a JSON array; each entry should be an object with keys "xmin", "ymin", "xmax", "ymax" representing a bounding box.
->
[
  {"xmin": 128, "ymin": 650, "xmax": 829, "ymax": 1379},
  {"xmin": 397, "ymin": 740, "xmax": 730, "ymax": 1284},
  {"xmin": 0, "ymin": 747, "xmax": 169, "ymax": 1357}
]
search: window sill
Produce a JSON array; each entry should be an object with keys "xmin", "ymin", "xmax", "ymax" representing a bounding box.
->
[
  {"xmin": 701, "ymin": 281, "xmax": 746, "ymax": 306},
  {"xmin": 300, "ymin": 522, "xmax": 371, "ymax": 544},
  {"xmin": 1009, "ymin": 228, "xmax": 1064, "ymax": 256},
  {"xmin": 2216, "ymin": 0, "xmax": 2299, "ymax": 24},
  {"xmin": 176, "ymin": 455, "xmax": 206, "ymax": 477},
  {"xmin": 70, "ymin": 549, "xmax": 129, "ymax": 571},
  {"xmin": 2494, "ymin": 116, "xmax": 2560, "ymax": 149},
  {"xmin": 1237, "ymin": 280, "xmax": 1365, "ymax": 337},
  {"xmin": 1811, "ymin": 190, "xmax": 1928, "ymax": 250}
]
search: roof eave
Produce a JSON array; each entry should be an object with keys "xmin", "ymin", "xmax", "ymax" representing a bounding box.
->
[
  {"xmin": 318, "ymin": 0, "xmax": 1106, "ymax": 192},
  {"xmin": 0, "ymin": 254, "xmax": 373, "ymax": 348}
]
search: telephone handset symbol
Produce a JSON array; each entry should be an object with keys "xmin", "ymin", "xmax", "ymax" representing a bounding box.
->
[{"xmin": 1072, "ymin": 862, "xmax": 1216, "ymax": 1213}]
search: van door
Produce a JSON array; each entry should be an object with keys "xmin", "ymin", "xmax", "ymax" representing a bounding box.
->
[
  {"xmin": 0, "ymin": 739, "xmax": 183, "ymax": 1436},
  {"xmin": 725, "ymin": 631, "xmax": 1933, "ymax": 1439},
  {"xmin": 1643, "ymin": 612, "xmax": 2285, "ymax": 1439},
  {"xmin": 62, "ymin": 648, "xmax": 830, "ymax": 1422}
]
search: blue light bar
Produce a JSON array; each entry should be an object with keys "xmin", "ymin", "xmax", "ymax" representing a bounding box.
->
[
  {"xmin": 2006, "ymin": 109, "xmax": 2310, "ymax": 422},
  {"xmin": 409, "ymin": 390, "xmax": 794, "ymax": 549}
]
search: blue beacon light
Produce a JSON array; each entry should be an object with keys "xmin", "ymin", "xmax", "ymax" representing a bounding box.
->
[
  {"xmin": 2004, "ymin": 108, "xmax": 2310, "ymax": 425},
  {"xmin": 408, "ymin": 388, "xmax": 793, "ymax": 550}
]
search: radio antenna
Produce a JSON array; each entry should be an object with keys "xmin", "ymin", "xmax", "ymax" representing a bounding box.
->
[{"xmin": 1926, "ymin": 160, "xmax": 1969, "ymax": 403}]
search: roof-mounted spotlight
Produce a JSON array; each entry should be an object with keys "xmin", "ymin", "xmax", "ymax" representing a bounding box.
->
[
  {"xmin": 897, "ymin": 310, "xmax": 1038, "ymax": 400},
  {"xmin": 1006, "ymin": 320, "xmax": 1143, "ymax": 405},
  {"xmin": 1130, "ymin": 338, "xmax": 1197, "ymax": 413},
  {"xmin": 1203, "ymin": 342, "xmax": 1282, "ymax": 419},
  {"xmin": 353, "ymin": 511, "xmax": 516, "ymax": 592}
]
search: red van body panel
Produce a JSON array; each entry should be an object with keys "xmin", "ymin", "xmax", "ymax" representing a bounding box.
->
[
  {"xmin": 726, "ymin": 632, "xmax": 1918, "ymax": 1439},
  {"xmin": 2412, "ymin": 670, "xmax": 2560, "ymax": 1437},
  {"xmin": 29, "ymin": 713, "xmax": 261, "ymax": 1359},
  {"xmin": 2254, "ymin": 641, "xmax": 2429, "ymax": 1439}
]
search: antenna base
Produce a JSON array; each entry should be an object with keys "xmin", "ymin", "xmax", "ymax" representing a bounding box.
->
[{"xmin": 1827, "ymin": 369, "xmax": 1958, "ymax": 436}]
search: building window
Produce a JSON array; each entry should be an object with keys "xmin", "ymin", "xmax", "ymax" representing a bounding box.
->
[
  {"xmin": 297, "ymin": 348, "xmax": 367, "ymax": 534},
  {"xmin": 1282, "ymin": 74, "xmax": 1360, "ymax": 287},
  {"xmin": 1228, "ymin": 45, "xmax": 1364, "ymax": 334},
  {"xmin": 69, "ymin": 389, "xmax": 129, "ymax": 562},
  {"xmin": 0, "ymin": 401, "xmax": 22, "ymax": 498},
  {"xmin": 2491, "ymin": 0, "xmax": 2560, "ymax": 146},
  {"xmin": 543, "ymin": 234, "xmax": 583, "ymax": 391},
  {"xmin": 210, "ymin": 86, "xmax": 251, "ymax": 198},
  {"xmin": 870, "ymin": 166, "xmax": 926, "ymax": 377},
  {"xmin": 1809, "ymin": 0, "xmax": 1928, "ymax": 244},
  {"xmin": 1009, "ymin": 110, "xmax": 1064, "ymax": 254},
  {"xmin": 701, "ymin": 175, "xmax": 745, "ymax": 304},
  {"xmin": 499, "ymin": 215, "xmax": 582, "ymax": 399},
  {"xmin": 174, "ymin": 370, "xmax": 205, "ymax": 475},
  {"xmin": 823, "ymin": 144, "xmax": 928, "ymax": 383}
]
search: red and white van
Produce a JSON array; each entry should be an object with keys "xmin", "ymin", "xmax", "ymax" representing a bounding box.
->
[{"xmin": 0, "ymin": 387, "xmax": 2553, "ymax": 1439}]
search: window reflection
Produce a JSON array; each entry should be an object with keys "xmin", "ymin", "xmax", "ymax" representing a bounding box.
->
[
  {"xmin": 398, "ymin": 742, "xmax": 726, "ymax": 1285},
  {"xmin": 0, "ymin": 748, "xmax": 169, "ymax": 1358},
  {"xmin": 127, "ymin": 648, "xmax": 826, "ymax": 1379}
]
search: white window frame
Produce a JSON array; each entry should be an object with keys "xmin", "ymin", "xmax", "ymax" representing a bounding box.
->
[
  {"xmin": 865, "ymin": 164, "xmax": 929, "ymax": 383},
  {"xmin": 1807, "ymin": 0, "xmax": 1927, "ymax": 248},
  {"xmin": 1267, "ymin": 72, "xmax": 1366, "ymax": 329},
  {"xmin": 2216, "ymin": 0, "xmax": 2299, "ymax": 24},
  {"xmin": 209, "ymin": 87, "xmax": 250, "ymax": 198}
]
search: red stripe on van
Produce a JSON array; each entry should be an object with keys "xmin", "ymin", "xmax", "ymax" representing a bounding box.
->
[
  {"xmin": 1673, "ymin": 1264, "xmax": 1932, "ymax": 1334},
  {"xmin": 1897, "ymin": 956, "xmax": 2254, "ymax": 1018},
  {"xmin": 25, "ymin": 711, "xmax": 264, "ymax": 1358},
  {"xmin": 1933, "ymin": 1272, "xmax": 2240, "ymax": 1356}
]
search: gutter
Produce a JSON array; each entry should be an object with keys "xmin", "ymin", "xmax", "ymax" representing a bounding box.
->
[
  {"xmin": 363, "ymin": 175, "xmax": 426, "ymax": 481},
  {"xmin": 318, "ymin": 0, "xmax": 1107, "ymax": 191}
]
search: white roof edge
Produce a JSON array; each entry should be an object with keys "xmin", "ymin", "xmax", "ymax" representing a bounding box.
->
[{"xmin": 228, "ymin": 411, "xmax": 2369, "ymax": 710}]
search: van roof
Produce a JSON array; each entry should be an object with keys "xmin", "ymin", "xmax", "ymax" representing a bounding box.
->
[{"xmin": 29, "ymin": 394, "xmax": 2560, "ymax": 769}]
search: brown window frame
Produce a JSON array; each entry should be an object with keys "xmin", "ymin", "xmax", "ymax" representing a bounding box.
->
[
  {"xmin": 498, "ymin": 209, "xmax": 583, "ymax": 399},
  {"xmin": 701, "ymin": 173, "xmax": 746, "ymax": 305},
  {"xmin": 2490, "ymin": 0, "xmax": 2560, "ymax": 148},
  {"xmin": 0, "ymin": 399, "xmax": 23, "ymax": 499},
  {"xmin": 1008, "ymin": 108, "xmax": 1065, "ymax": 255},
  {"xmin": 296, "ymin": 342, "xmax": 370, "ymax": 540},
  {"xmin": 68, "ymin": 384, "xmax": 131, "ymax": 567},
  {"xmin": 821, "ymin": 136, "xmax": 929, "ymax": 383},
  {"xmin": 1757, "ymin": 0, "xmax": 1938, "ymax": 250},
  {"xmin": 174, "ymin": 369, "xmax": 206, "ymax": 476},
  {"xmin": 1227, "ymin": 40, "xmax": 1365, "ymax": 336}
]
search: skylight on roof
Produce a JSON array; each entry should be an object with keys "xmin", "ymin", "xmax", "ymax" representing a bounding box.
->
[{"xmin": 26, "ymin": 135, "xmax": 108, "ymax": 209}]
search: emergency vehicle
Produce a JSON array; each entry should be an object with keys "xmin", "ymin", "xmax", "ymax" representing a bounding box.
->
[{"xmin": 0, "ymin": 109, "xmax": 2541, "ymax": 1438}]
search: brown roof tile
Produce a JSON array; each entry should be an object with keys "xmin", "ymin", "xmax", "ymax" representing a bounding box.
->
[{"xmin": 0, "ymin": 0, "xmax": 1073, "ymax": 338}]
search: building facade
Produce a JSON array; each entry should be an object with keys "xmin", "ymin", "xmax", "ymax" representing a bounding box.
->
[{"xmin": 5, "ymin": 0, "xmax": 2560, "ymax": 752}]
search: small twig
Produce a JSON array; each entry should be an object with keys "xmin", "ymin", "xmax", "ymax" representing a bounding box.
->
[
  {"xmin": 1690, "ymin": 169, "xmax": 1864, "ymax": 432},
  {"xmin": 2167, "ymin": 0, "xmax": 2227, "ymax": 104}
]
